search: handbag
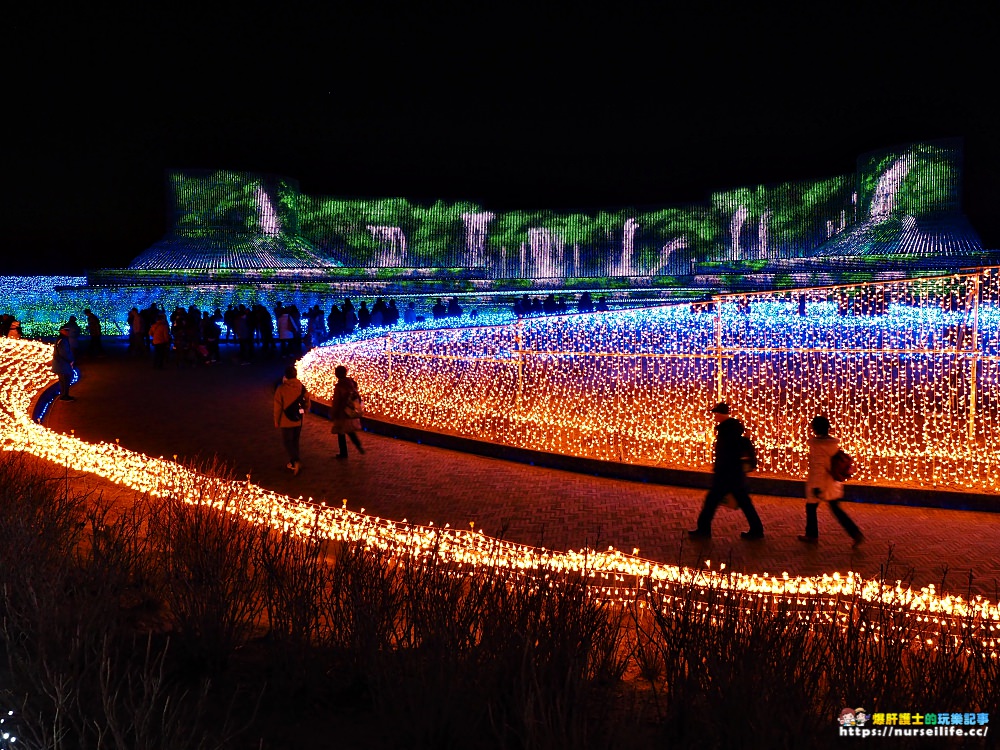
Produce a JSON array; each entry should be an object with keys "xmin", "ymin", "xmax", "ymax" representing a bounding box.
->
[
  {"xmin": 283, "ymin": 386, "xmax": 306, "ymax": 422},
  {"xmin": 344, "ymin": 392, "xmax": 364, "ymax": 419}
]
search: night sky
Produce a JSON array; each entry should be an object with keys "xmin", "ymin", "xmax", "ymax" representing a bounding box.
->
[{"xmin": 7, "ymin": 4, "xmax": 998, "ymax": 275}]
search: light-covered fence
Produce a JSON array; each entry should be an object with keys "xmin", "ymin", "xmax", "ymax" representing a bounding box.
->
[{"xmin": 301, "ymin": 267, "xmax": 999, "ymax": 494}]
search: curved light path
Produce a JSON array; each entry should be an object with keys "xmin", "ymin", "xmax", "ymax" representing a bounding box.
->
[
  {"xmin": 299, "ymin": 270, "xmax": 999, "ymax": 494},
  {"xmin": 1, "ymin": 338, "xmax": 996, "ymax": 651}
]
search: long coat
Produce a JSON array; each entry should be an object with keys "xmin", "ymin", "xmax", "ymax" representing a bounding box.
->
[
  {"xmin": 806, "ymin": 435, "xmax": 844, "ymax": 501},
  {"xmin": 331, "ymin": 376, "xmax": 361, "ymax": 434},
  {"xmin": 713, "ymin": 416, "xmax": 747, "ymax": 484},
  {"xmin": 52, "ymin": 336, "xmax": 74, "ymax": 375}
]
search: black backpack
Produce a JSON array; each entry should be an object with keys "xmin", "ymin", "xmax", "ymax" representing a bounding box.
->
[{"xmin": 283, "ymin": 386, "xmax": 306, "ymax": 422}]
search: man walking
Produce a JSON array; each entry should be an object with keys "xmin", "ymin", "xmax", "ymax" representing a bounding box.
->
[
  {"xmin": 273, "ymin": 364, "xmax": 310, "ymax": 475},
  {"xmin": 689, "ymin": 402, "xmax": 765, "ymax": 540}
]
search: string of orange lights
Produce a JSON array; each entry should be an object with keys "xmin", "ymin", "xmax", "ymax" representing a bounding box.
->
[
  {"xmin": 298, "ymin": 268, "xmax": 998, "ymax": 494},
  {"xmin": 0, "ymin": 318, "xmax": 997, "ymax": 651}
]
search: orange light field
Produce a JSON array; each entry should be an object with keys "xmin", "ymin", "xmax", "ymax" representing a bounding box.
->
[{"xmin": 300, "ymin": 268, "xmax": 999, "ymax": 494}]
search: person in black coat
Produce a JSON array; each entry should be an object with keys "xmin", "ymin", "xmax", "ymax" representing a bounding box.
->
[
  {"xmin": 689, "ymin": 402, "xmax": 765, "ymax": 540},
  {"xmin": 83, "ymin": 309, "xmax": 104, "ymax": 356}
]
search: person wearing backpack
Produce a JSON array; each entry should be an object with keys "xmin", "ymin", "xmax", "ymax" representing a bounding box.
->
[
  {"xmin": 689, "ymin": 402, "xmax": 765, "ymax": 541},
  {"xmin": 274, "ymin": 364, "xmax": 311, "ymax": 475},
  {"xmin": 799, "ymin": 415, "xmax": 864, "ymax": 546}
]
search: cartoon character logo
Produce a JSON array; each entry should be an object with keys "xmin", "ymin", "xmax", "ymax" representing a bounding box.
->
[
  {"xmin": 855, "ymin": 708, "xmax": 869, "ymax": 726},
  {"xmin": 839, "ymin": 707, "xmax": 856, "ymax": 726}
]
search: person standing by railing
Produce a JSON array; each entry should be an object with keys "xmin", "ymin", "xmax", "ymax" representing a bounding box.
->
[{"xmin": 52, "ymin": 326, "xmax": 76, "ymax": 401}]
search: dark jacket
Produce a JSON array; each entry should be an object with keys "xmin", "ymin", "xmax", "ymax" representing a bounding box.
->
[{"xmin": 713, "ymin": 416, "xmax": 747, "ymax": 482}]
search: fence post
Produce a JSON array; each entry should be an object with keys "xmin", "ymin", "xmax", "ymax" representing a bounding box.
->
[
  {"xmin": 386, "ymin": 334, "xmax": 392, "ymax": 381},
  {"xmin": 714, "ymin": 294, "xmax": 723, "ymax": 403},
  {"xmin": 968, "ymin": 271, "xmax": 980, "ymax": 441},
  {"xmin": 515, "ymin": 319, "xmax": 523, "ymax": 411}
]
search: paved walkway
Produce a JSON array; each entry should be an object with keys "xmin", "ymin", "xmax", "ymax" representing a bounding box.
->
[{"xmin": 44, "ymin": 340, "xmax": 1000, "ymax": 600}]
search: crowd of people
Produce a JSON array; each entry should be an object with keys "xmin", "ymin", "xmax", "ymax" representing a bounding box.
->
[
  {"xmin": 123, "ymin": 302, "xmax": 306, "ymax": 368},
  {"xmin": 513, "ymin": 292, "xmax": 609, "ymax": 316},
  {"xmin": 110, "ymin": 292, "xmax": 618, "ymax": 369},
  {"xmin": 118, "ymin": 297, "xmax": 421, "ymax": 368},
  {"xmin": 6, "ymin": 291, "xmax": 616, "ymax": 361}
]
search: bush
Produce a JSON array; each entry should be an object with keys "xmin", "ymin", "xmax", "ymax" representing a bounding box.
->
[{"xmin": 0, "ymin": 452, "xmax": 995, "ymax": 749}]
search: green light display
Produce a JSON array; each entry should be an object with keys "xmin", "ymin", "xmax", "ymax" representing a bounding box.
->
[
  {"xmin": 127, "ymin": 140, "xmax": 980, "ymax": 276},
  {"xmin": 857, "ymin": 140, "xmax": 962, "ymax": 221}
]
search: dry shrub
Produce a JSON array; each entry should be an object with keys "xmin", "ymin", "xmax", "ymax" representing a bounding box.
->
[{"xmin": 1, "ymin": 452, "xmax": 995, "ymax": 749}]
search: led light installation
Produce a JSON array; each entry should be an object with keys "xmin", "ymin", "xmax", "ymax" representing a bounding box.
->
[
  {"xmin": 116, "ymin": 140, "xmax": 987, "ymax": 282},
  {"xmin": 1, "ymin": 337, "xmax": 997, "ymax": 650},
  {"xmin": 300, "ymin": 268, "xmax": 998, "ymax": 494}
]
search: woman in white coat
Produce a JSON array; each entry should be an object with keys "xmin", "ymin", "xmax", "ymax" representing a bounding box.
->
[{"xmin": 799, "ymin": 415, "xmax": 864, "ymax": 546}]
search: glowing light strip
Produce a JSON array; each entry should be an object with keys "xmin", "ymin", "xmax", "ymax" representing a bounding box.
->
[{"xmin": 0, "ymin": 338, "xmax": 996, "ymax": 651}]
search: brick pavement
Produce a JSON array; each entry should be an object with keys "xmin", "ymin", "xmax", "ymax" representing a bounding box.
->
[{"xmin": 44, "ymin": 340, "xmax": 1000, "ymax": 600}]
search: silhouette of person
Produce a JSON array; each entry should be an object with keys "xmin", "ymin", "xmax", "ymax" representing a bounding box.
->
[
  {"xmin": 689, "ymin": 403, "xmax": 765, "ymax": 540},
  {"xmin": 331, "ymin": 365, "xmax": 365, "ymax": 459},
  {"xmin": 52, "ymin": 325, "xmax": 76, "ymax": 401},
  {"xmin": 799, "ymin": 415, "xmax": 863, "ymax": 546},
  {"xmin": 357, "ymin": 301, "xmax": 371, "ymax": 329},
  {"xmin": 83, "ymin": 309, "xmax": 104, "ymax": 355},
  {"xmin": 403, "ymin": 301, "xmax": 417, "ymax": 325}
]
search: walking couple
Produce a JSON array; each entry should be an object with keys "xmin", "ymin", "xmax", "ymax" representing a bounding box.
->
[
  {"xmin": 689, "ymin": 404, "xmax": 862, "ymax": 545},
  {"xmin": 273, "ymin": 364, "xmax": 366, "ymax": 475}
]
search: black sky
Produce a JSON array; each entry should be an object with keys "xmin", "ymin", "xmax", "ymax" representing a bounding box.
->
[{"xmin": 6, "ymin": 3, "xmax": 998, "ymax": 275}]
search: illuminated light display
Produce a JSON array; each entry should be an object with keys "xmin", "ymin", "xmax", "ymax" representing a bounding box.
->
[
  {"xmin": 0, "ymin": 338, "xmax": 997, "ymax": 650},
  {"xmin": 300, "ymin": 267, "xmax": 999, "ymax": 494},
  {"xmin": 115, "ymin": 140, "xmax": 988, "ymax": 281},
  {"xmin": 712, "ymin": 175, "xmax": 855, "ymax": 260},
  {"xmin": 129, "ymin": 171, "xmax": 338, "ymax": 271},
  {"xmin": 6, "ymin": 141, "xmax": 992, "ymax": 339}
]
